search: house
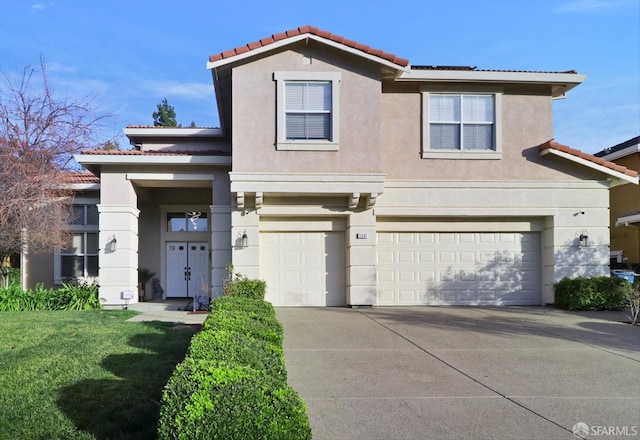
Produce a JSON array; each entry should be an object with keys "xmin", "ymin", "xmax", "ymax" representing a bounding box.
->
[
  {"xmin": 24, "ymin": 25, "xmax": 638, "ymax": 307},
  {"xmin": 594, "ymin": 136, "xmax": 640, "ymax": 270}
]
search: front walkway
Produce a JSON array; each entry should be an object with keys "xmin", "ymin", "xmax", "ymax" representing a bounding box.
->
[{"xmin": 276, "ymin": 307, "xmax": 639, "ymax": 440}]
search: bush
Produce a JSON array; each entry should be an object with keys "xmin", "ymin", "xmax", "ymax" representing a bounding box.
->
[
  {"xmin": 226, "ymin": 278, "xmax": 267, "ymax": 300},
  {"xmin": 0, "ymin": 281, "xmax": 102, "ymax": 311},
  {"xmin": 187, "ymin": 330, "xmax": 287, "ymax": 383},
  {"xmin": 202, "ymin": 309, "xmax": 283, "ymax": 346},
  {"xmin": 208, "ymin": 296, "xmax": 275, "ymax": 318},
  {"xmin": 554, "ymin": 276, "xmax": 630, "ymax": 311},
  {"xmin": 158, "ymin": 360, "xmax": 311, "ymax": 440}
]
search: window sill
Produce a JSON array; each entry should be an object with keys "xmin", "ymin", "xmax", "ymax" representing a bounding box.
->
[
  {"xmin": 276, "ymin": 141, "xmax": 339, "ymax": 151},
  {"xmin": 421, "ymin": 150, "xmax": 502, "ymax": 160}
]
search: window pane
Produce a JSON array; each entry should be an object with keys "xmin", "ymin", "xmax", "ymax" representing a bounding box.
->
[
  {"xmin": 87, "ymin": 256, "xmax": 98, "ymax": 277},
  {"xmin": 463, "ymin": 95, "xmax": 493, "ymax": 122},
  {"xmin": 306, "ymin": 114, "xmax": 330, "ymax": 139},
  {"xmin": 285, "ymin": 82, "xmax": 305, "ymax": 111},
  {"xmin": 430, "ymin": 95, "xmax": 460, "ymax": 122},
  {"xmin": 63, "ymin": 234, "xmax": 84, "ymax": 254},
  {"xmin": 286, "ymin": 114, "xmax": 306, "ymax": 139},
  {"xmin": 87, "ymin": 233, "xmax": 99, "ymax": 254},
  {"xmin": 430, "ymin": 124, "xmax": 460, "ymax": 150},
  {"xmin": 61, "ymin": 256, "xmax": 84, "ymax": 278},
  {"xmin": 306, "ymin": 82, "xmax": 331, "ymax": 111},
  {"xmin": 167, "ymin": 213, "xmax": 187, "ymax": 231},
  {"xmin": 86, "ymin": 205, "xmax": 99, "ymax": 225},
  {"xmin": 71, "ymin": 206, "xmax": 84, "ymax": 225},
  {"xmin": 187, "ymin": 212, "xmax": 208, "ymax": 232},
  {"xmin": 463, "ymin": 124, "xmax": 493, "ymax": 150}
]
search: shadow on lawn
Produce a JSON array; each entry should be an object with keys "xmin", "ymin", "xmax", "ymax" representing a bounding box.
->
[{"xmin": 57, "ymin": 321, "xmax": 198, "ymax": 440}]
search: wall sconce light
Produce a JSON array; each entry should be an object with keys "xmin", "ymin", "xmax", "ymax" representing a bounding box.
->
[
  {"xmin": 241, "ymin": 232, "xmax": 248, "ymax": 248},
  {"xmin": 107, "ymin": 235, "xmax": 117, "ymax": 252},
  {"xmin": 579, "ymin": 231, "xmax": 589, "ymax": 247}
]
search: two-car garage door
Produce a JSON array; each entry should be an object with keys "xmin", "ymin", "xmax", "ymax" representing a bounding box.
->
[{"xmin": 377, "ymin": 231, "xmax": 541, "ymax": 306}]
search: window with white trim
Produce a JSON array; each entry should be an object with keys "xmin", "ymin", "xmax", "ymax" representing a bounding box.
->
[
  {"xmin": 422, "ymin": 88, "xmax": 502, "ymax": 159},
  {"xmin": 55, "ymin": 203, "xmax": 99, "ymax": 283},
  {"xmin": 275, "ymin": 71, "xmax": 340, "ymax": 151}
]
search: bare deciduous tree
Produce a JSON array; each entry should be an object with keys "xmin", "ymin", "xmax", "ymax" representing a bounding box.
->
[{"xmin": 0, "ymin": 57, "xmax": 109, "ymax": 265}]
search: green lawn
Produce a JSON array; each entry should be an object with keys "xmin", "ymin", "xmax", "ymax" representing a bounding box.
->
[{"xmin": 0, "ymin": 310, "xmax": 196, "ymax": 439}]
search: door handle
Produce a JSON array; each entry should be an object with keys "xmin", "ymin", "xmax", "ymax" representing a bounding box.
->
[
  {"xmin": 184, "ymin": 267, "xmax": 188, "ymax": 281},
  {"xmin": 187, "ymin": 267, "xmax": 191, "ymax": 281}
]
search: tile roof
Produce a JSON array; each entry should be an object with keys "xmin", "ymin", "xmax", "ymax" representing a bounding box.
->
[
  {"xmin": 539, "ymin": 140, "xmax": 638, "ymax": 178},
  {"xmin": 80, "ymin": 149, "xmax": 230, "ymax": 156},
  {"xmin": 126, "ymin": 125, "xmax": 220, "ymax": 129},
  {"xmin": 412, "ymin": 65, "xmax": 579, "ymax": 74},
  {"xmin": 208, "ymin": 25, "xmax": 409, "ymax": 68},
  {"xmin": 61, "ymin": 171, "xmax": 100, "ymax": 184}
]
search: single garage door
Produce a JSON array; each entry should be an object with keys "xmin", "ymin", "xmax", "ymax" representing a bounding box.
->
[
  {"xmin": 377, "ymin": 232, "xmax": 541, "ymax": 305},
  {"xmin": 260, "ymin": 232, "xmax": 345, "ymax": 306}
]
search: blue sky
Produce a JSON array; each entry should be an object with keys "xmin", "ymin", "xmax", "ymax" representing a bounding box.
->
[{"xmin": 0, "ymin": 0, "xmax": 638, "ymax": 154}]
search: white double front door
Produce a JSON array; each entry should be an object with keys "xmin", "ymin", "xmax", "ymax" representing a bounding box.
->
[{"xmin": 166, "ymin": 242, "xmax": 209, "ymax": 298}]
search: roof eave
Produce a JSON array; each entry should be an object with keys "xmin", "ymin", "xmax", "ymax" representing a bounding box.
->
[
  {"xmin": 123, "ymin": 127, "xmax": 223, "ymax": 138},
  {"xmin": 74, "ymin": 154, "xmax": 232, "ymax": 167},
  {"xmin": 207, "ymin": 34, "xmax": 410, "ymax": 73},
  {"xmin": 599, "ymin": 144, "xmax": 640, "ymax": 161},
  {"xmin": 616, "ymin": 213, "xmax": 640, "ymax": 226},
  {"xmin": 540, "ymin": 148, "xmax": 639, "ymax": 186},
  {"xmin": 397, "ymin": 70, "xmax": 585, "ymax": 96}
]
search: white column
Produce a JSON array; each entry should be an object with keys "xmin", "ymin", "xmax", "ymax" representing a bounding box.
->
[
  {"xmin": 347, "ymin": 210, "xmax": 377, "ymax": 306},
  {"xmin": 98, "ymin": 205, "xmax": 140, "ymax": 305},
  {"xmin": 210, "ymin": 205, "xmax": 232, "ymax": 298},
  {"xmin": 231, "ymin": 200, "xmax": 260, "ymax": 279}
]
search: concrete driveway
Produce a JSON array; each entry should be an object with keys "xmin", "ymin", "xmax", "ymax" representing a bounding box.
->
[{"xmin": 276, "ymin": 307, "xmax": 640, "ymax": 440}]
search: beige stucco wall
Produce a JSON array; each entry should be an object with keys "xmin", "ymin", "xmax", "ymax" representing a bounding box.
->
[
  {"xmin": 380, "ymin": 83, "xmax": 595, "ymax": 181},
  {"xmin": 231, "ymin": 41, "xmax": 383, "ymax": 174},
  {"xmin": 609, "ymin": 154, "xmax": 640, "ymax": 266}
]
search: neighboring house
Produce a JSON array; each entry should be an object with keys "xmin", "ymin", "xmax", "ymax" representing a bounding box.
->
[
  {"xmin": 594, "ymin": 136, "xmax": 640, "ymax": 270},
  {"xmin": 25, "ymin": 25, "xmax": 638, "ymax": 307}
]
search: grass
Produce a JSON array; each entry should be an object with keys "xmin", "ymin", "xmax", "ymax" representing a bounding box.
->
[{"xmin": 0, "ymin": 310, "xmax": 196, "ymax": 439}]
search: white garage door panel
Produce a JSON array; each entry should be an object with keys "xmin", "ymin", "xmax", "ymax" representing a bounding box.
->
[
  {"xmin": 377, "ymin": 232, "xmax": 541, "ymax": 306},
  {"xmin": 260, "ymin": 232, "xmax": 345, "ymax": 307}
]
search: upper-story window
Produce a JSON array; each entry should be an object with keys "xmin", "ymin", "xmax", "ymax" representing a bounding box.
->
[
  {"xmin": 71, "ymin": 204, "xmax": 98, "ymax": 226},
  {"xmin": 422, "ymin": 87, "xmax": 502, "ymax": 159},
  {"xmin": 275, "ymin": 71, "xmax": 341, "ymax": 151}
]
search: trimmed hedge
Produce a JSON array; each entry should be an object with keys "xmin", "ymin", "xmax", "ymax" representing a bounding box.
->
[
  {"xmin": 554, "ymin": 276, "xmax": 630, "ymax": 311},
  {"xmin": 187, "ymin": 329, "xmax": 287, "ymax": 383},
  {"xmin": 208, "ymin": 296, "xmax": 276, "ymax": 318},
  {"xmin": 225, "ymin": 278, "xmax": 267, "ymax": 300},
  {"xmin": 158, "ymin": 296, "xmax": 311, "ymax": 439},
  {"xmin": 202, "ymin": 309, "xmax": 283, "ymax": 346},
  {"xmin": 158, "ymin": 360, "xmax": 310, "ymax": 440}
]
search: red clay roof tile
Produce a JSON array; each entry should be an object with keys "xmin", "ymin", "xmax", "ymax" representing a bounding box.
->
[
  {"xmin": 539, "ymin": 140, "xmax": 638, "ymax": 178},
  {"xmin": 208, "ymin": 25, "xmax": 410, "ymax": 68},
  {"xmin": 80, "ymin": 149, "xmax": 229, "ymax": 156},
  {"xmin": 61, "ymin": 171, "xmax": 100, "ymax": 184}
]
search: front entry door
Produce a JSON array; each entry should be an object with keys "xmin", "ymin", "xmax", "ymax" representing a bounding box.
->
[{"xmin": 166, "ymin": 242, "xmax": 209, "ymax": 297}]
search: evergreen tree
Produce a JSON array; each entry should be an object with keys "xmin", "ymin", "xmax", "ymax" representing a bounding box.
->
[{"xmin": 152, "ymin": 98, "xmax": 177, "ymax": 127}]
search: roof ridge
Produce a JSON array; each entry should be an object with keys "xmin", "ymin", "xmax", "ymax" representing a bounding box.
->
[{"xmin": 208, "ymin": 25, "xmax": 409, "ymax": 67}]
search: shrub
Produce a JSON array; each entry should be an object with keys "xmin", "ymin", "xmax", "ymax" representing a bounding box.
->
[
  {"xmin": 208, "ymin": 296, "xmax": 275, "ymax": 318},
  {"xmin": 626, "ymin": 279, "xmax": 640, "ymax": 325},
  {"xmin": 0, "ymin": 281, "xmax": 102, "ymax": 311},
  {"xmin": 554, "ymin": 276, "xmax": 630, "ymax": 311},
  {"xmin": 202, "ymin": 309, "xmax": 283, "ymax": 346},
  {"xmin": 187, "ymin": 330, "xmax": 286, "ymax": 383},
  {"xmin": 222, "ymin": 263, "xmax": 267, "ymax": 300},
  {"xmin": 158, "ymin": 360, "xmax": 311, "ymax": 440},
  {"xmin": 226, "ymin": 278, "xmax": 267, "ymax": 300}
]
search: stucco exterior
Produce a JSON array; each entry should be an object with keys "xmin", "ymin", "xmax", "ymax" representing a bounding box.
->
[{"xmin": 24, "ymin": 26, "xmax": 637, "ymax": 307}]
